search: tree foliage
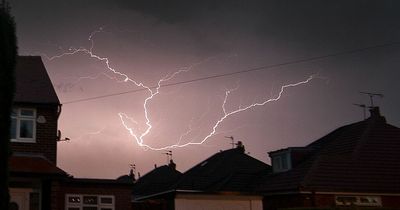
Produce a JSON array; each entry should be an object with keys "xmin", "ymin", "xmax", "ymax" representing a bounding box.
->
[{"xmin": 0, "ymin": 1, "xmax": 17, "ymax": 209}]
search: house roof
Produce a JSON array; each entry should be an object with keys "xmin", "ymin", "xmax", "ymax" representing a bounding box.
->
[
  {"xmin": 9, "ymin": 155, "xmax": 67, "ymax": 177},
  {"xmin": 174, "ymin": 147, "xmax": 271, "ymax": 193},
  {"xmin": 116, "ymin": 174, "xmax": 135, "ymax": 184},
  {"xmin": 258, "ymin": 108, "xmax": 400, "ymax": 194},
  {"xmin": 133, "ymin": 165, "xmax": 182, "ymax": 199},
  {"xmin": 14, "ymin": 56, "xmax": 60, "ymax": 104}
]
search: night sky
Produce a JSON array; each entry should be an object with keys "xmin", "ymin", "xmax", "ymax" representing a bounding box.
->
[{"xmin": 9, "ymin": 0, "xmax": 400, "ymax": 178}]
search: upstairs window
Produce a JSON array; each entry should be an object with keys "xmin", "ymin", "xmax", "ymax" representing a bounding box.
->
[
  {"xmin": 10, "ymin": 108, "xmax": 36, "ymax": 142},
  {"xmin": 271, "ymin": 152, "xmax": 291, "ymax": 173}
]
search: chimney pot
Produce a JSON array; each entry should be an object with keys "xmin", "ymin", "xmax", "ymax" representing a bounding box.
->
[
  {"xmin": 369, "ymin": 107, "xmax": 381, "ymax": 118},
  {"xmin": 236, "ymin": 141, "xmax": 245, "ymax": 153}
]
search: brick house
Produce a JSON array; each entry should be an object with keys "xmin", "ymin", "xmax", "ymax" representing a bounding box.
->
[
  {"xmin": 258, "ymin": 107, "xmax": 400, "ymax": 210},
  {"xmin": 9, "ymin": 56, "xmax": 133, "ymax": 210}
]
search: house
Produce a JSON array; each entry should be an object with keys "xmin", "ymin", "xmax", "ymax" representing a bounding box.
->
[
  {"xmin": 258, "ymin": 107, "xmax": 400, "ymax": 210},
  {"xmin": 134, "ymin": 142, "xmax": 271, "ymax": 210},
  {"xmin": 9, "ymin": 56, "xmax": 67, "ymax": 210},
  {"xmin": 9, "ymin": 56, "xmax": 133, "ymax": 210}
]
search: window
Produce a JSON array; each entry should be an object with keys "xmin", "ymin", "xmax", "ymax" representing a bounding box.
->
[
  {"xmin": 335, "ymin": 195, "xmax": 381, "ymax": 207},
  {"xmin": 271, "ymin": 152, "xmax": 291, "ymax": 173},
  {"xmin": 83, "ymin": 196, "xmax": 98, "ymax": 205},
  {"xmin": 10, "ymin": 108, "xmax": 36, "ymax": 142},
  {"xmin": 100, "ymin": 197, "xmax": 113, "ymax": 204},
  {"xmin": 66, "ymin": 194, "xmax": 115, "ymax": 210},
  {"xmin": 68, "ymin": 196, "xmax": 81, "ymax": 204},
  {"xmin": 272, "ymin": 156, "xmax": 282, "ymax": 170}
]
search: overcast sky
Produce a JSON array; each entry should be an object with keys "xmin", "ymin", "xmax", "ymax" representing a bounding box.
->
[{"xmin": 9, "ymin": 0, "xmax": 400, "ymax": 178}]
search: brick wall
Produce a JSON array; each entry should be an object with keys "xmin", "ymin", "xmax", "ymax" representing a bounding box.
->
[
  {"xmin": 53, "ymin": 180, "xmax": 133, "ymax": 210},
  {"xmin": 11, "ymin": 104, "xmax": 59, "ymax": 163},
  {"xmin": 314, "ymin": 194, "xmax": 335, "ymax": 207},
  {"xmin": 382, "ymin": 196, "xmax": 400, "ymax": 208}
]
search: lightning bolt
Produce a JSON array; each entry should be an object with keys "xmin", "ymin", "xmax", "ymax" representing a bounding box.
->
[
  {"xmin": 57, "ymin": 72, "xmax": 124, "ymax": 92},
  {"xmin": 44, "ymin": 27, "xmax": 318, "ymax": 151},
  {"xmin": 170, "ymin": 98, "xmax": 213, "ymax": 146},
  {"xmin": 118, "ymin": 60, "xmax": 205, "ymax": 149},
  {"xmin": 43, "ymin": 27, "xmax": 219, "ymax": 149},
  {"xmin": 119, "ymin": 75, "xmax": 315, "ymax": 150}
]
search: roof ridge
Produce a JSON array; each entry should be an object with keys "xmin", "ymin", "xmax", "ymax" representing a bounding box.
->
[
  {"xmin": 351, "ymin": 117, "xmax": 380, "ymax": 159},
  {"xmin": 306, "ymin": 120, "xmax": 365, "ymax": 148},
  {"xmin": 301, "ymin": 120, "xmax": 368, "ymax": 189}
]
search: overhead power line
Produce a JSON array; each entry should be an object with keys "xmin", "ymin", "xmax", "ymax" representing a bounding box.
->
[{"xmin": 62, "ymin": 41, "xmax": 400, "ymax": 104}]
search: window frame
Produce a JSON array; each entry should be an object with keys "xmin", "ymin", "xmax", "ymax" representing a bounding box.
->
[
  {"xmin": 335, "ymin": 195, "xmax": 382, "ymax": 207},
  {"xmin": 10, "ymin": 108, "xmax": 37, "ymax": 143},
  {"xmin": 271, "ymin": 152, "xmax": 291, "ymax": 173},
  {"xmin": 66, "ymin": 194, "xmax": 115, "ymax": 210}
]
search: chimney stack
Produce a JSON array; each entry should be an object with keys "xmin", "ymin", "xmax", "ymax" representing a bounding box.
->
[
  {"xmin": 236, "ymin": 141, "xmax": 245, "ymax": 153},
  {"xmin": 129, "ymin": 169, "xmax": 136, "ymax": 182},
  {"xmin": 369, "ymin": 107, "xmax": 380, "ymax": 118},
  {"xmin": 369, "ymin": 106, "xmax": 386, "ymax": 122},
  {"xmin": 168, "ymin": 159, "xmax": 176, "ymax": 170}
]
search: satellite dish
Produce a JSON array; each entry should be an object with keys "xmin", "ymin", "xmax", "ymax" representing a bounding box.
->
[{"xmin": 36, "ymin": 115, "xmax": 46, "ymax": 123}]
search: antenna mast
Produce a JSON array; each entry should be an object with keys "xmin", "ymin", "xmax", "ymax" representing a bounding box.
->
[
  {"xmin": 359, "ymin": 92, "xmax": 384, "ymax": 107},
  {"xmin": 162, "ymin": 150, "xmax": 172, "ymax": 164},
  {"xmin": 225, "ymin": 136, "xmax": 235, "ymax": 149},
  {"xmin": 129, "ymin": 163, "xmax": 136, "ymax": 181},
  {"xmin": 353, "ymin": 103, "xmax": 367, "ymax": 119},
  {"xmin": 129, "ymin": 163, "xmax": 136, "ymax": 172}
]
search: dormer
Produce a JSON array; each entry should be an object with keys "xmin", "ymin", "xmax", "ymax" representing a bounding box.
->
[
  {"xmin": 269, "ymin": 149, "xmax": 291, "ymax": 173},
  {"xmin": 269, "ymin": 147, "xmax": 312, "ymax": 173}
]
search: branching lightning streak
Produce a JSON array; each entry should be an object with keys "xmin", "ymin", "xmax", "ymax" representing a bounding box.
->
[
  {"xmin": 120, "ymin": 75, "xmax": 315, "ymax": 150},
  {"xmin": 58, "ymin": 72, "xmax": 123, "ymax": 92},
  {"xmin": 118, "ymin": 63, "xmax": 201, "ymax": 149},
  {"xmin": 45, "ymin": 27, "xmax": 316, "ymax": 151},
  {"xmin": 45, "ymin": 27, "xmax": 217, "ymax": 150},
  {"xmin": 177, "ymin": 118, "xmax": 195, "ymax": 145}
]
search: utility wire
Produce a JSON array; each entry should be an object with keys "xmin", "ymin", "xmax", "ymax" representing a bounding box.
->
[{"xmin": 62, "ymin": 41, "xmax": 400, "ymax": 104}]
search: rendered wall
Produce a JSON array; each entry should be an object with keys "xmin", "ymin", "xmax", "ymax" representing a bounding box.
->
[{"xmin": 175, "ymin": 194, "xmax": 263, "ymax": 210}]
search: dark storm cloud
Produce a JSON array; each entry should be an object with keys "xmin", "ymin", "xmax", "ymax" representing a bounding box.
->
[
  {"xmin": 10, "ymin": 0, "xmax": 400, "ymax": 178},
  {"xmin": 11, "ymin": 0, "xmax": 400, "ymax": 56},
  {"xmin": 114, "ymin": 0, "xmax": 252, "ymax": 23},
  {"xmin": 114, "ymin": 0, "xmax": 400, "ymax": 48}
]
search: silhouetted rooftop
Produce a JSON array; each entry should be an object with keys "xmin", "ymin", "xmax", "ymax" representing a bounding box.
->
[
  {"xmin": 14, "ymin": 56, "xmax": 60, "ymax": 104},
  {"xmin": 174, "ymin": 147, "xmax": 271, "ymax": 193},
  {"xmin": 258, "ymin": 108, "xmax": 400, "ymax": 194},
  {"xmin": 133, "ymin": 165, "xmax": 182, "ymax": 199},
  {"xmin": 9, "ymin": 155, "xmax": 67, "ymax": 177}
]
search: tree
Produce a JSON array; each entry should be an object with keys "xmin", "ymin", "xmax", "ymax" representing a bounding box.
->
[{"xmin": 0, "ymin": 1, "xmax": 17, "ymax": 209}]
